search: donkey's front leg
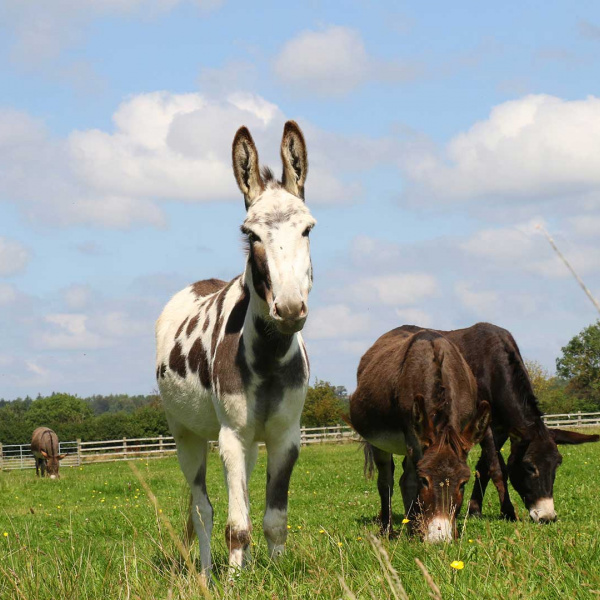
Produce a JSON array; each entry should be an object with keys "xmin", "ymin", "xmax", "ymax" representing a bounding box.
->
[
  {"xmin": 219, "ymin": 427, "xmax": 252, "ymax": 570},
  {"xmin": 263, "ymin": 428, "xmax": 300, "ymax": 559}
]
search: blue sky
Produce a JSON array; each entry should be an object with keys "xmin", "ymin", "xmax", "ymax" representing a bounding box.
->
[{"xmin": 1, "ymin": 0, "xmax": 600, "ymax": 399}]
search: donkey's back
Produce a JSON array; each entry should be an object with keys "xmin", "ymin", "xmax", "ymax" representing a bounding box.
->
[{"xmin": 351, "ymin": 327, "xmax": 477, "ymax": 443}]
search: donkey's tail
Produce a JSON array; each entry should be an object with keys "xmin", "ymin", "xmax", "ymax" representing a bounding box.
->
[{"xmin": 362, "ymin": 441, "xmax": 376, "ymax": 480}]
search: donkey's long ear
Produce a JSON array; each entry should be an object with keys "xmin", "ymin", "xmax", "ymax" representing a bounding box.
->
[
  {"xmin": 232, "ymin": 126, "xmax": 264, "ymax": 209},
  {"xmin": 281, "ymin": 120, "xmax": 308, "ymax": 199},
  {"xmin": 462, "ymin": 401, "xmax": 492, "ymax": 447},
  {"xmin": 40, "ymin": 450, "xmax": 48, "ymax": 459},
  {"xmin": 412, "ymin": 394, "xmax": 434, "ymax": 446},
  {"xmin": 549, "ymin": 429, "xmax": 600, "ymax": 445}
]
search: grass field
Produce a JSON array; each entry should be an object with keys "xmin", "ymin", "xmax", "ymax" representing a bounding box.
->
[{"xmin": 1, "ymin": 434, "xmax": 599, "ymax": 600}]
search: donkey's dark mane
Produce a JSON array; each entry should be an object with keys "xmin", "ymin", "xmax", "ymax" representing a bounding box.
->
[{"xmin": 261, "ymin": 166, "xmax": 283, "ymax": 187}]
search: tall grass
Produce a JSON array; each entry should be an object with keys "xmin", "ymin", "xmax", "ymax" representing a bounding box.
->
[{"xmin": 1, "ymin": 433, "xmax": 599, "ymax": 599}]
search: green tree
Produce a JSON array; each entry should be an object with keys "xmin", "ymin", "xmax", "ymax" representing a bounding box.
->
[
  {"xmin": 25, "ymin": 393, "xmax": 94, "ymax": 440},
  {"xmin": 556, "ymin": 320, "xmax": 600, "ymax": 408},
  {"xmin": 302, "ymin": 379, "xmax": 345, "ymax": 427}
]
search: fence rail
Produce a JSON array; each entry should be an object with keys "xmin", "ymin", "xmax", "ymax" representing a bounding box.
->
[
  {"xmin": 1, "ymin": 412, "xmax": 598, "ymax": 472},
  {"xmin": 0, "ymin": 425, "xmax": 357, "ymax": 471}
]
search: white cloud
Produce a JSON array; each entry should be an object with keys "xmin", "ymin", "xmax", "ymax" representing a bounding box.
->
[
  {"xmin": 39, "ymin": 314, "xmax": 109, "ymax": 350},
  {"xmin": 568, "ymin": 214, "xmax": 600, "ymax": 237},
  {"xmin": 1, "ymin": 92, "xmax": 371, "ymax": 228},
  {"xmin": 0, "ymin": 237, "xmax": 30, "ymax": 276},
  {"xmin": 0, "ymin": 283, "xmax": 18, "ymax": 305},
  {"xmin": 455, "ymin": 282, "xmax": 499, "ymax": 316},
  {"xmin": 0, "ymin": 0, "xmax": 223, "ymax": 67},
  {"xmin": 460, "ymin": 220, "xmax": 539, "ymax": 262},
  {"xmin": 304, "ymin": 304, "xmax": 372, "ymax": 340},
  {"xmin": 273, "ymin": 26, "xmax": 420, "ymax": 97},
  {"xmin": 63, "ymin": 285, "xmax": 93, "ymax": 310},
  {"xmin": 460, "ymin": 220, "xmax": 600, "ymax": 279},
  {"xmin": 401, "ymin": 94, "xmax": 600, "ymax": 205},
  {"xmin": 341, "ymin": 273, "xmax": 438, "ymax": 306}
]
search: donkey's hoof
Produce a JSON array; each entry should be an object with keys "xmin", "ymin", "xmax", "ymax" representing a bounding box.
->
[
  {"xmin": 269, "ymin": 544, "xmax": 285, "ymax": 560},
  {"xmin": 500, "ymin": 511, "xmax": 517, "ymax": 522}
]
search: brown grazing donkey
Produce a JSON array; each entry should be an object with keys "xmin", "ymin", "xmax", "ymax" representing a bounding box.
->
[
  {"xmin": 350, "ymin": 328, "xmax": 491, "ymax": 542},
  {"xmin": 31, "ymin": 427, "xmax": 66, "ymax": 479}
]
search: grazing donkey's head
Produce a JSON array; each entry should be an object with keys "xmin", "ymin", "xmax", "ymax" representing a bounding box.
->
[
  {"xmin": 412, "ymin": 396, "xmax": 491, "ymax": 542},
  {"xmin": 233, "ymin": 121, "xmax": 315, "ymax": 335},
  {"xmin": 40, "ymin": 449, "xmax": 66, "ymax": 479},
  {"xmin": 507, "ymin": 427, "xmax": 599, "ymax": 523}
]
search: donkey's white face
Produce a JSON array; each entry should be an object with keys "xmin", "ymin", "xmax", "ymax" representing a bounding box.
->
[{"xmin": 233, "ymin": 121, "xmax": 315, "ymax": 335}]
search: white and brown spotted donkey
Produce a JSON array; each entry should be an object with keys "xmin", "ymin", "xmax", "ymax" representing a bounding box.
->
[{"xmin": 156, "ymin": 122, "xmax": 314, "ymax": 576}]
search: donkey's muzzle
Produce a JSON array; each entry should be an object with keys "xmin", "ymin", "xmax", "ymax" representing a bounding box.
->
[
  {"xmin": 529, "ymin": 498, "xmax": 557, "ymax": 523},
  {"xmin": 272, "ymin": 299, "xmax": 308, "ymax": 333}
]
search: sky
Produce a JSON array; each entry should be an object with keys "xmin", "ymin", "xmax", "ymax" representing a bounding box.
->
[{"xmin": 1, "ymin": 0, "xmax": 600, "ymax": 399}]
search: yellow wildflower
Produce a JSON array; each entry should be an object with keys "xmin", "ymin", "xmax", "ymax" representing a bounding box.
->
[
  {"xmin": 319, "ymin": 529, "xmax": 325, "ymax": 534},
  {"xmin": 337, "ymin": 542, "xmax": 343, "ymax": 547},
  {"xmin": 402, "ymin": 518, "xmax": 410, "ymax": 524},
  {"xmin": 3, "ymin": 532, "xmax": 8, "ymax": 537},
  {"xmin": 450, "ymin": 560, "xmax": 464, "ymax": 570}
]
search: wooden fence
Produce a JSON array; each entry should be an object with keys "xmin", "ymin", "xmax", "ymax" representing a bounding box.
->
[
  {"xmin": 1, "ymin": 412, "xmax": 599, "ymax": 472},
  {"xmin": 0, "ymin": 425, "xmax": 357, "ymax": 471}
]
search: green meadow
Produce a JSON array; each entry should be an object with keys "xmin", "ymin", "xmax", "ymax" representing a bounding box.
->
[{"xmin": 1, "ymin": 434, "xmax": 599, "ymax": 599}]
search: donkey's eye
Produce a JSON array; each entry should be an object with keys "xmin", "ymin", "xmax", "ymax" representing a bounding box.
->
[
  {"xmin": 302, "ymin": 227, "xmax": 311, "ymax": 237},
  {"xmin": 248, "ymin": 232, "xmax": 261, "ymax": 244},
  {"xmin": 420, "ymin": 477, "xmax": 429, "ymax": 489}
]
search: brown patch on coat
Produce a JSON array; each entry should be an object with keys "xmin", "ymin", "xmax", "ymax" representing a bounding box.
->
[
  {"xmin": 213, "ymin": 286, "xmax": 251, "ymax": 395},
  {"xmin": 186, "ymin": 315, "xmax": 199, "ymax": 336},
  {"xmin": 224, "ymin": 525, "xmax": 251, "ymax": 551},
  {"xmin": 191, "ymin": 278, "xmax": 227, "ymax": 298},
  {"xmin": 249, "ymin": 243, "xmax": 272, "ymax": 303},
  {"xmin": 188, "ymin": 338, "xmax": 211, "ymax": 389},
  {"xmin": 175, "ymin": 317, "xmax": 189, "ymax": 339},
  {"xmin": 169, "ymin": 342, "xmax": 187, "ymax": 378}
]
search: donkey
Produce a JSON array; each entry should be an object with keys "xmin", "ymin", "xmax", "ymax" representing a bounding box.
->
[
  {"xmin": 31, "ymin": 427, "xmax": 66, "ymax": 479},
  {"xmin": 407, "ymin": 322, "xmax": 599, "ymax": 523},
  {"xmin": 350, "ymin": 328, "xmax": 491, "ymax": 542},
  {"xmin": 156, "ymin": 121, "xmax": 314, "ymax": 575}
]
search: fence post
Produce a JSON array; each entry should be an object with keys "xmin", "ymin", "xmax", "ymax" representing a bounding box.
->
[
  {"xmin": 577, "ymin": 411, "xmax": 582, "ymax": 427},
  {"xmin": 300, "ymin": 426, "xmax": 305, "ymax": 446},
  {"xmin": 0, "ymin": 442, "xmax": 3, "ymax": 470},
  {"xmin": 123, "ymin": 437, "xmax": 127, "ymax": 460},
  {"xmin": 159, "ymin": 435, "xmax": 164, "ymax": 457},
  {"xmin": 20, "ymin": 444, "xmax": 24, "ymax": 470},
  {"xmin": 77, "ymin": 439, "xmax": 82, "ymax": 466}
]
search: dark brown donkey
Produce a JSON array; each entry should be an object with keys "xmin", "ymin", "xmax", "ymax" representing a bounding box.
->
[
  {"xmin": 350, "ymin": 328, "xmax": 491, "ymax": 542},
  {"xmin": 31, "ymin": 427, "xmax": 66, "ymax": 479},
  {"xmin": 401, "ymin": 323, "xmax": 599, "ymax": 522}
]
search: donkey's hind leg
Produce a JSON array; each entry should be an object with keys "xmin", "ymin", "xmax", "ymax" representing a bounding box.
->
[
  {"xmin": 371, "ymin": 446, "xmax": 395, "ymax": 535},
  {"xmin": 172, "ymin": 428, "xmax": 213, "ymax": 576}
]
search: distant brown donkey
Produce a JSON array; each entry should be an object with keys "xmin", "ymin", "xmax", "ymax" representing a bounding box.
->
[
  {"xmin": 350, "ymin": 328, "xmax": 491, "ymax": 542},
  {"xmin": 31, "ymin": 427, "xmax": 66, "ymax": 479},
  {"xmin": 401, "ymin": 322, "xmax": 599, "ymax": 523}
]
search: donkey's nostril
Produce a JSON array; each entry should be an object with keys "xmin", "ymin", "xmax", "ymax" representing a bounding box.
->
[
  {"xmin": 273, "ymin": 303, "xmax": 281, "ymax": 318},
  {"xmin": 299, "ymin": 302, "xmax": 307, "ymax": 318}
]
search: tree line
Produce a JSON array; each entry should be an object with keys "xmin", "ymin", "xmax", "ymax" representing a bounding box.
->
[
  {"xmin": 1, "ymin": 320, "xmax": 598, "ymax": 445},
  {"xmin": 0, "ymin": 381, "xmax": 348, "ymax": 445}
]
